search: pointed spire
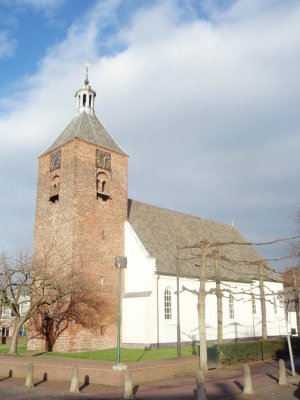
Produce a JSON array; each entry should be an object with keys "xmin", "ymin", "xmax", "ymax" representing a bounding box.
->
[
  {"xmin": 84, "ymin": 62, "xmax": 89, "ymax": 85},
  {"xmin": 75, "ymin": 63, "xmax": 96, "ymax": 116}
]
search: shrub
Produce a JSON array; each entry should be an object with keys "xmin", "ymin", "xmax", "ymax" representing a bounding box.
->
[{"xmin": 217, "ymin": 339, "xmax": 285, "ymax": 365}]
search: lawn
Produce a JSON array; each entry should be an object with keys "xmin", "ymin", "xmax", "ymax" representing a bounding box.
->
[
  {"xmin": 0, "ymin": 337, "xmax": 200, "ymax": 362},
  {"xmin": 0, "ymin": 336, "xmax": 222, "ymax": 363},
  {"xmin": 45, "ymin": 346, "xmax": 199, "ymax": 362},
  {"xmin": 0, "ymin": 337, "xmax": 27, "ymax": 355}
]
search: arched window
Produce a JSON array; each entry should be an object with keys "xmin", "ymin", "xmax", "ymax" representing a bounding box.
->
[
  {"xmin": 49, "ymin": 175, "xmax": 60, "ymax": 203},
  {"xmin": 252, "ymin": 295, "xmax": 256, "ymax": 315},
  {"xmin": 96, "ymin": 172, "xmax": 110, "ymax": 201},
  {"xmin": 229, "ymin": 294, "xmax": 234, "ymax": 319},
  {"xmin": 96, "ymin": 172, "xmax": 109, "ymax": 193},
  {"xmin": 83, "ymin": 94, "xmax": 86, "ymax": 106},
  {"xmin": 164, "ymin": 288, "xmax": 172, "ymax": 320},
  {"xmin": 89, "ymin": 95, "xmax": 92, "ymax": 107}
]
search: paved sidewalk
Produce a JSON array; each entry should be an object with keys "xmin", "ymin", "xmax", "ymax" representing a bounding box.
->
[{"xmin": 0, "ymin": 358, "xmax": 299, "ymax": 399}]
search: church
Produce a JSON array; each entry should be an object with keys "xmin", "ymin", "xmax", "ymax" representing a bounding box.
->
[{"xmin": 28, "ymin": 74, "xmax": 285, "ymax": 352}]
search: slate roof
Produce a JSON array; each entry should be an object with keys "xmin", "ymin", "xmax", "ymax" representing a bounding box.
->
[
  {"xmin": 127, "ymin": 200, "xmax": 281, "ymax": 283},
  {"xmin": 45, "ymin": 112, "xmax": 126, "ymax": 155}
]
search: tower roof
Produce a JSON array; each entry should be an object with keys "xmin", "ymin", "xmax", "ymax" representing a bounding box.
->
[
  {"xmin": 45, "ymin": 111, "xmax": 127, "ymax": 155},
  {"xmin": 44, "ymin": 71, "xmax": 127, "ymax": 155}
]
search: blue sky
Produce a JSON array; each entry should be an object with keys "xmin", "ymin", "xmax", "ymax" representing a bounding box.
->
[{"xmin": 0, "ymin": 0, "xmax": 300, "ymax": 272}]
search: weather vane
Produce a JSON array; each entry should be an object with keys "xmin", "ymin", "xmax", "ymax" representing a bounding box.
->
[{"xmin": 85, "ymin": 62, "xmax": 90, "ymax": 85}]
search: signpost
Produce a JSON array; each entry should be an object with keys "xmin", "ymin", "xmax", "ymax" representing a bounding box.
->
[{"xmin": 114, "ymin": 256, "xmax": 127, "ymax": 366}]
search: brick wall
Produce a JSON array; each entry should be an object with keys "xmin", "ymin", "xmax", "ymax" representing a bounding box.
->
[{"xmin": 28, "ymin": 138, "xmax": 128, "ymax": 352}]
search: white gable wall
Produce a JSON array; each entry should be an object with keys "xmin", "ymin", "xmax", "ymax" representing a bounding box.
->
[{"xmin": 122, "ymin": 222, "xmax": 157, "ymax": 344}]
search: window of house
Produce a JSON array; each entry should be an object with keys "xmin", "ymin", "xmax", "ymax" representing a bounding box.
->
[
  {"xmin": 273, "ymin": 296, "xmax": 277, "ymax": 314},
  {"xmin": 164, "ymin": 288, "xmax": 172, "ymax": 320},
  {"xmin": 252, "ymin": 295, "xmax": 256, "ymax": 315},
  {"xmin": 229, "ymin": 294, "xmax": 234, "ymax": 319}
]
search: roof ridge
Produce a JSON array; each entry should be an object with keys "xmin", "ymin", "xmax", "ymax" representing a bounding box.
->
[{"xmin": 129, "ymin": 198, "xmax": 236, "ymax": 231}]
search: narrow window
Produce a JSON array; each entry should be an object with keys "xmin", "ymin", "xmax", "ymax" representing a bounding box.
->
[
  {"xmin": 89, "ymin": 95, "xmax": 92, "ymax": 107},
  {"xmin": 49, "ymin": 175, "xmax": 60, "ymax": 203},
  {"xmin": 273, "ymin": 296, "xmax": 277, "ymax": 314},
  {"xmin": 83, "ymin": 94, "xmax": 86, "ymax": 106},
  {"xmin": 96, "ymin": 172, "xmax": 110, "ymax": 201},
  {"xmin": 100, "ymin": 276, "xmax": 104, "ymax": 286},
  {"xmin": 229, "ymin": 294, "xmax": 234, "ymax": 319},
  {"xmin": 101, "ymin": 325, "xmax": 105, "ymax": 335},
  {"xmin": 164, "ymin": 288, "xmax": 172, "ymax": 320},
  {"xmin": 252, "ymin": 295, "xmax": 256, "ymax": 315}
]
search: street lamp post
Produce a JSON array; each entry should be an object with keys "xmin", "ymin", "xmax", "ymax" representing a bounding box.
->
[{"xmin": 114, "ymin": 256, "xmax": 127, "ymax": 367}]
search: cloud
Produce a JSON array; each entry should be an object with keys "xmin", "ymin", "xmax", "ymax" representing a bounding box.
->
[
  {"xmin": 0, "ymin": 31, "xmax": 16, "ymax": 58},
  {"xmin": 0, "ymin": 0, "xmax": 300, "ymax": 269}
]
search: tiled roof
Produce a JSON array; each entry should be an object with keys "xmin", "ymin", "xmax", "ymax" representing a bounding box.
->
[
  {"xmin": 127, "ymin": 200, "xmax": 281, "ymax": 283},
  {"xmin": 45, "ymin": 112, "xmax": 126, "ymax": 155}
]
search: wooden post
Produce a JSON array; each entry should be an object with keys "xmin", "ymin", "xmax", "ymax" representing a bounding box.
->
[
  {"xmin": 198, "ymin": 240, "xmax": 208, "ymax": 373},
  {"xmin": 213, "ymin": 250, "xmax": 223, "ymax": 344},
  {"xmin": 123, "ymin": 369, "xmax": 135, "ymax": 399},
  {"xmin": 196, "ymin": 370, "xmax": 207, "ymax": 400},
  {"xmin": 24, "ymin": 363, "xmax": 34, "ymax": 389},
  {"xmin": 258, "ymin": 262, "xmax": 267, "ymax": 340},
  {"xmin": 243, "ymin": 364, "xmax": 254, "ymax": 394},
  {"xmin": 278, "ymin": 359, "xmax": 287, "ymax": 385},
  {"xmin": 70, "ymin": 365, "xmax": 80, "ymax": 393}
]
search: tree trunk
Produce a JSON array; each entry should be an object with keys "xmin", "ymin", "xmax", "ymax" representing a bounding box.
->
[
  {"xmin": 8, "ymin": 317, "xmax": 24, "ymax": 355},
  {"xmin": 292, "ymin": 269, "xmax": 300, "ymax": 337},
  {"xmin": 259, "ymin": 263, "xmax": 267, "ymax": 340},
  {"xmin": 214, "ymin": 251, "xmax": 223, "ymax": 345},
  {"xmin": 198, "ymin": 241, "xmax": 208, "ymax": 373}
]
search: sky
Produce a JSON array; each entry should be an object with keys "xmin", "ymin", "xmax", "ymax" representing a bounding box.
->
[{"xmin": 0, "ymin": 0, "xmax": 299, "ymax": 272}]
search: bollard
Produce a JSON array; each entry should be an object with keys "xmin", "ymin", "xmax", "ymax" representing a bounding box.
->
[
  {"xmin": 70, "ymin": 365, "xmax": 80, "ymax": 393},
  {"xmin": 24, "ymin": 363, "xmax": 34, "ymax": 389},
  {"xmin": 123, "ymin": 369, "xmax": 135, "ymax": 399},
  {"xmin": 278, "ymin": 359, "xmax": 287, "ymax": 385},
  {"xmin": 196, "ymin": 370, "xmax": 207, "ymax": 400},
  {"xmin": 243, "ymin": 364, "xmax": 254, "ymax": 394}
]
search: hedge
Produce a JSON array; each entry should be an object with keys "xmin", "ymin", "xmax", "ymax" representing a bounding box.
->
[{"xmin": 217, "ymin": 339, "xmax": 286, "ymax": 365}]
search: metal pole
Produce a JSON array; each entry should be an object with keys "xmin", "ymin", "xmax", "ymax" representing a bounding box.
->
[
  {"xmin": 285, "ymin": 301, "xmax": 295, "ymax": 376},
  {"xmin": 176, "ymin": 247, "xmax": 181, "ymax": 357},
  {"xmin": 117, "ymin": 266, "xmax": 121, "ymax": 365}
]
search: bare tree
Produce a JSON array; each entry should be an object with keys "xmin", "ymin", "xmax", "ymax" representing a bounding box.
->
[
  {"xmin": 0, "ymin": 248, "xmax": 104, "ymax": 355},
  {"xmin": 283, "ymin": 266, "xmax": 300, "ymax": 337}
]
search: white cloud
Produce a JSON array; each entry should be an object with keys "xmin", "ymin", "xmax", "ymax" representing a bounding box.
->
[
  {"xmin": 1, "ymin": 0, "xmax": 300, "ymax": 269},
  {"xmin": 0, "ymin": 31, "xmax": 16, "ymax": 58}
]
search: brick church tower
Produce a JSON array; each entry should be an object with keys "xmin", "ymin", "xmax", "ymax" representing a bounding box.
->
[{"xmin": 29, "ymin": 71, "xmax": 128, "ymax": 352}]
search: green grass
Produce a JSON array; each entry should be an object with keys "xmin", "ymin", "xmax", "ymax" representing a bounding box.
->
[
  {"xmin": 0, "ymin": 337, "xmax": 28, "ymax": 355},
  {"xmin": 45, "ymin": 346, "xmax": 198, "ymax": 362},
  {"xmin": 1, "ymin": 337, "xmax": 214, "ymax": 363}
]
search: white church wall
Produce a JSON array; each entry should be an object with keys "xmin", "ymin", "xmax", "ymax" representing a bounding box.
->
[
  {"xmin": 288, "ymin": 312, "xmax": 298, "ymax": 335},
  {"xmin": 122, "ymin": 222, "xmax": 286, "ymax": 345},
  {"xmin": 122, "ymin": 222, "xmax": 157, "ymax": 345},
  {"xmin": 124, "ymin": 222, "xmax": 155, "ymax": 292},
  {"xmin": 157, "ymin": 276, "xmax": 286, "ymax": 345}
]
